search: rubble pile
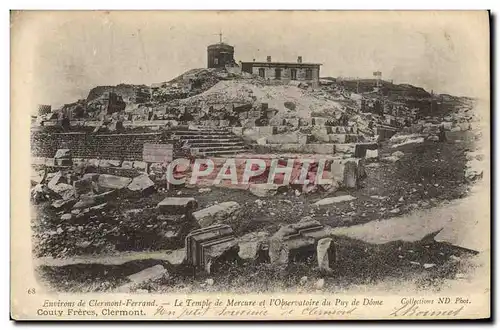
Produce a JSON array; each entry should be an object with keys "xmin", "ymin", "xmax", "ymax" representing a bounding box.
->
[
  {"xmin": 388, "ymin": 98, "xmax": 481, "ymax": 150},
  {"xmin": 31, "ymin": 166, "xmax": 201, "ymax": 258},
  {"xmin": 177, "ymin": 80, "xmax": 347, "ymax": 122}
]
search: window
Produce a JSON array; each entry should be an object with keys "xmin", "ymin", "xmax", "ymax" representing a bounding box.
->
[
  {"xmin": 275, "ymin": 68, "xmax": 282, "ymax": 80},
  {"xmin": 305, "ymin": 69, "xmax": 313, "ymax": 80},
  {"xmin": 290, "ymin": 68, "xmax": 297, "ymax": 80},
  {"xmin": 258, "ymin": 68, "xmax": 265, "ymax": 78},
  {"xmin": 214, "ymin": 58, "xmax": 219, "ymax": 65}
]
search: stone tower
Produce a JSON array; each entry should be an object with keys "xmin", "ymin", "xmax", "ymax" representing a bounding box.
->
[{"xmin": 207, "ymin": 41, "xmax": 235, "ymax": 68}]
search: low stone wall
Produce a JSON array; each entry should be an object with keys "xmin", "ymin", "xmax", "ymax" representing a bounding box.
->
[
  {"xmin": 31, "ymin": 131, "xmax": 176, "ymax": 161},
  {"xmin": 266, "ymin": 143, "xmax": 336, "ymax": 154},
  {"xmin": 233, "ymin": 125, "xmax": 358, "ymax": 137}
]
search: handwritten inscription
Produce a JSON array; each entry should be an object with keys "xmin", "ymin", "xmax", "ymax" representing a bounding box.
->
[{"xmin": 389, "ymin": 296, "xmax": 471, "ymax": 318}]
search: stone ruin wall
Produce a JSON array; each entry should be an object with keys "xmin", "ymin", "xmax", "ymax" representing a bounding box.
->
[{"xmin": 31, "ymin": 131, "xmax": 175, "ymax": 161}]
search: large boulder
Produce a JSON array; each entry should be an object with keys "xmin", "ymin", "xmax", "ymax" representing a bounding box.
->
[
  {"xmin": 127, "ymin": 174, "xmax": 155, "ymax": 195},
  {"xmin": 193, "ymin": 201, "xmax": 241, "ymax": 228},
  {"xmin": 97, "ymin": 174, "xmax": 132, "ymax": 190}
]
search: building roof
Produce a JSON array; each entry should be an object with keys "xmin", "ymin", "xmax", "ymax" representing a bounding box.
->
[{"xmin": 241, "ymin": 61, "xmax": 322, "ymax": 66}]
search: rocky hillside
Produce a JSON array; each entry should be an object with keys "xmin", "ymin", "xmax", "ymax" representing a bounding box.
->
[{"xmin": 324, "ymin": 78, "xmax": 431, "ymax": 100}]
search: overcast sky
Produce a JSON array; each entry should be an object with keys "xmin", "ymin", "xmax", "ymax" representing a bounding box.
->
[{"xmin": 13, "ymin": 11, "xmax": 489, "ymax": 109}]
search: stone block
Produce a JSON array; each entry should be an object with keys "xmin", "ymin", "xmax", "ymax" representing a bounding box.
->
[
  {"xmin": 51, "ymin": 183, "xmax": 76, "ymax": 200},
  {"xmin": 354, "ymin": 143, "xmax": 378, "ymax": 158},
  {"xmin": 99, "ymin": 159, "xmax": 122, "ymax": 168},
  {"xmin": 97, "ymin": 174, "xmax": 132, "ymax": 190},
  {"xmin": 314, "ymin": 195, "xmax": 356, "ymax": 206},
  {"xmin": 185, "ymin": 224, "xmax": 238, "ymax": 274},
  {"xmin": 366, "ymin": 149, "xmax": 379, "ymax": 159},
  {"xmin": 121, "ymin": 161, "xmax": 134, "ymax": 169},
  {"xmin": 284, "ymin": 118, "xmax": 299, "ymax": 127},
  {"xmin": 458, "ymin": 122, "xmax": 471, "ymax": 131},
  {"xmin": 237, "ymin": 232, "xmax": 271, "ymax": 261},
  {"xmin": 72, "ymin": 158, "xmax": 85, "ymax": 166},
  {"xmin": 231, "ymin": 127, "xmax": 243, "ymax": 136},
  {"xmin": 55, "ymin": 158, "xmax": 72, "ymax": 166},
  {"xmin": 312, "ymin": 117, "xmax": 327, "ymax": 126},
  {"xmin": 328, "ymin": 134, "xmax": 346, "ymax": 143},
  {"xmin": 311, "ymin": 127, "xmax": 330, "ymax": 142},
  {"xmin": 299, "ymin": 118, "xmax": 312, "ymax": 126},
  {"xmin": 335, "ymin": 144, "xmax": 355, "ymax": 155},
  {"xmin": 51, "ymin": 198, "xmax": 77, "ymax": 211},
  {"xmin": 193, "ymin": 201, "xmax": 241, "ymax": 228},
  {"xmin": 87, "ymin": 159, "xmax": 100, "ymax": 168},
  {"xmin": 54, "ymin": 149, "xmax": 71, "ymax": 159},
  {"xmin": 115, "ymin": 265, "xmax": 168, "ymax": 293},
  {"xmin": 157, "ymin": 197, "xmax": 198, "ymax": 215},
  {"xmin": 308, "ymin": 144, "xmax": 335, "ymax": 154},
  {"xmin": 257, "ymin": 126, "xmax": 274, "ymax": 136},
  {"xmin": 441, "ymin": 121, "xmax": 453, "ymax": 130},
  {"xmin": 73, "ymin": 177, "xmax": 94, "ymax": 195},
  {"xmin": 127, "ymin": 174, "xmax": 155, "ymax": 195},
  {"xmin": 249, "ymin": 184, "xmax": 280, "ymax": 197},
  {"xmin": 265, "ymin": 133, "xmax": 300, "ymax": 144},
  {"xmin": 343, "ymin": 160, "xmax": 359, "ymax": 188},
  {"xmin": 73, "ymin": 190, "xmax": 116, "ymax": 209},
  {"xmin": 133, "ymin": 161, "xmax": 148, "ymax": 172},
  {"xmin": 317, "ymin": 238, "xmax": 336, "ymax": 271},
  {"xmin": 269, "ymin": 221, "xmax": 325, "ymax": 265},
  {"xmin": 32, "ymin": 157, "xmax": 46, "ymax": 165}
]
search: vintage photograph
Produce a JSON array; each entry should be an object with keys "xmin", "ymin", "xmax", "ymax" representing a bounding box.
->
[{"xmin": 12, "ymin": 10, "xmax": 490, "ymax": 320}]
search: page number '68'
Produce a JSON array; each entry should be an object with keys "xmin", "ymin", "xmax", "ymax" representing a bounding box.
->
[{"xmin": 27, "ymin": 288, "xmax": 36, "ymax": 294}]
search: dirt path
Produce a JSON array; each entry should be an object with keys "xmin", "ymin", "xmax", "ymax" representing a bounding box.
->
[
  {"xmin": 34, "ymin": 249, "xmax": 184, "ymax": 268},
  {"xmin": 331, "ymin": 185, "xmax": 488, "ymax": 252}
]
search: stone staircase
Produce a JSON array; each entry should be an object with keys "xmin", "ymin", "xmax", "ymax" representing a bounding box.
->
[{"xmin": 171, "ymin": 126, "xmax": 249, "ymax": 157}]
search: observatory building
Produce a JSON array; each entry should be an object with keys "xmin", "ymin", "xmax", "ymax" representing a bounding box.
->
[{"xmin": 207, "ymin": 41, "xmax": 236, "ymax": 68}]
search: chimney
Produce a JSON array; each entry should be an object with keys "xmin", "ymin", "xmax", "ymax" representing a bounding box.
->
[
  {"xmin": 267, "ymin": 56, "xmax": 272, "ymax": 63},
  {"xmin": 297, "ymin": 56, "xmax": 302, "ymax": 63}
]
